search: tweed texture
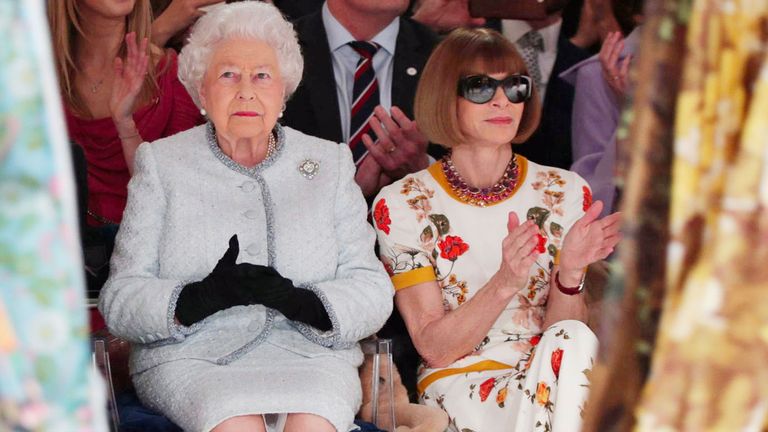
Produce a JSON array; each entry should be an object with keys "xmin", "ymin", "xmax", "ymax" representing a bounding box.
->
[{"xmin": 98, "ymin": 124, "xmax": 393, "ymax": 431}]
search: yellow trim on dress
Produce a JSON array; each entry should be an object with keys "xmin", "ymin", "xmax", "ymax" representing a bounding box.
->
[
  {"xmin": 391, "ymin": 266, "xmax": 437, "ymax": 291},
  {"xmin": 417, "ymin": 359, "xmax": 514, "ymax": 394},
  {"xmin": 427, "ymin": 154, "xmax": 529, "ymax": 207}
]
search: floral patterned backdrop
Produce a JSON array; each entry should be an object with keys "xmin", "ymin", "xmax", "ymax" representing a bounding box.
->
[{"xmin": 0, "ymin": 1, "xmax": 106, "ymax": 430}]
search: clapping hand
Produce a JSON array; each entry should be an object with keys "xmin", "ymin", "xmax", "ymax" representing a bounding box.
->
[
  {"xmin": 496, "ymin": 212, "xmax": 541, "ymax": 294},
  {"xmin": 110, "ymin": 32, "xmax": 149, "ymax": 131},
  {"xmin": 599, "ymin": 31, "xmax": 632, "ymax": 99},
  {"xmin": 355, "ymin": 153, "xmax": 392, "ymax": 198},
  {"xmin": 360, "ymin": 106, "xmax": 430, "ymax": 181},
  {"xmin": 558, "ymin": 201, "xmax": 621, "ymax": 284}
]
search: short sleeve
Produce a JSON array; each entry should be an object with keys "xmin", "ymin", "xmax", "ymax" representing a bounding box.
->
[{"xmin": 372, "ymin": 177, "xmax": 438, "ymax": 291}]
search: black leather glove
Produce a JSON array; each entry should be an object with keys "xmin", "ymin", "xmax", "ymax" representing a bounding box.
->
[
  {"xmin": 247, "ymin": 266, "xmax": 332, "ymax": 331},
  {"xmin": 175, "ymin": 235, "xmax": 255, "ymax": 326},
  {"xmin": 175, "ymin": 235, "xmax": 332, "ymax": 331}
]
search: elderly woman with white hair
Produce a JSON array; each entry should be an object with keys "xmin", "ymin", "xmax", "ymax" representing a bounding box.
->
[{"xmin": 97, "ymin": 3, "xmax": 393, "ymax": 431}]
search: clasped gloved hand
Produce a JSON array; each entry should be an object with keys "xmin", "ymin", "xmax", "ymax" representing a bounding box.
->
[{"xmin": 175, "ymin": 235, "xmax": 332, "ymax": 331}]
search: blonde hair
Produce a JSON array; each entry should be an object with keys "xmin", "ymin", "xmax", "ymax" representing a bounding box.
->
[
  {"xmin": 47, "ymin": 0, "xmax": 160, "ymax": 117},
  {"xmin": 414, "ymin": 28, "xmax": 541, "ymax": 148}
]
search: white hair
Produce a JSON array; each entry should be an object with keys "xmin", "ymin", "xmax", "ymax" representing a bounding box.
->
[{"xmin": 178, "ymin": 1, "xmax": 303, "ymax": 107}]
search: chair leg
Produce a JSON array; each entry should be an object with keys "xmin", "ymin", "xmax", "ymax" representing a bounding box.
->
[
  {"xmin": 361, "ymin": 337, "xmax": 396, "ymax": 431},
  {"xmin": 92, "ymin": 337, "xmax": 120, "ymax": 431}
]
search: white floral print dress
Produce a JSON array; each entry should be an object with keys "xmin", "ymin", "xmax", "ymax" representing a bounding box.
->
[{"xmin": 373, "ymin": 156, "xmax": 599, "ymax": 432}]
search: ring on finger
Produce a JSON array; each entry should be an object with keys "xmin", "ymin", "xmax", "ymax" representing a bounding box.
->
[{"xmin": 387, "ymin": 146, "xmax": 396, "ymax": 153}]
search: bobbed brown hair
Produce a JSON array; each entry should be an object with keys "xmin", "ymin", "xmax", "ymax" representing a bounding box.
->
[{"xmin": 414, "ymin": 27, "xmax": 541, "ymax": 148}]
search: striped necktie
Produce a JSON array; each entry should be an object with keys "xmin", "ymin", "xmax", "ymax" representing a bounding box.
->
[{"xmin": 348, "ymin": 41, "xmax": 380, "ymax": 166}]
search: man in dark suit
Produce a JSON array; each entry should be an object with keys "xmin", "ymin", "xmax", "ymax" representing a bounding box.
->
[
  {"xmin": 282, "ymin": 0, "xmax": 440, "ymax": 198},
  {"xmin": 271, "ymin": 0, "xmax": 323, "ymax": 21},
  {"xmin": 282, "ymin": 0, "xmax": 440, "ymax": 398},
  {"xmin": 501, "ymin": 0, "xmax": 592, "ymax": 169}
]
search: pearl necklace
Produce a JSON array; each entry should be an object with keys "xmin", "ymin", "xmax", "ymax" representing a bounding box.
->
[
  {"xmin": 441, "ymin": 154, "xmax": 519, "ymax": 207},
  {"xmin": 265, "ymin": 130, "xmax": 276, "ymax": 159}
]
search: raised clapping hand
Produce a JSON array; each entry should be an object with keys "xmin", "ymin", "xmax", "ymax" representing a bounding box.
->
[
  {"xmin": 361, "ymin": 106, "xmax": 430, "ymax": 180},
  {"xmin": 496, "ymin": 212, "xmax": 542, "ymax": 294},
  {"xmin": 599, "ymin": 31, "xmax": 632, "ymax": 99},
  {"xmin": 109, "ymin": 32, "xmax": 149, "ymax": 131},
  {"xmin": 558, "ymin": 201, "xmax": 622, "ymax": 284}
]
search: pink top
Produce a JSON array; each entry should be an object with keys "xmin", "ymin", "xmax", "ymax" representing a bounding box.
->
[{"xmin": 65, "ymin": 50, "xmax": 204, "ymax": 226}]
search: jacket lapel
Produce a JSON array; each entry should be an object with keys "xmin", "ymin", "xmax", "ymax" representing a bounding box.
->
[{"xmin": 391, "ymin": 19, "xmax": 428, "ymax": 118}]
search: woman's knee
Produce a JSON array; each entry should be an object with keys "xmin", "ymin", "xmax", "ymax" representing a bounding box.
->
[
  {"xmin": 285, "ymin": 413, "xmax": 335, "ymax": 432},
  {"xmin": 211, "ymin": 415, "xmax": 266, "ymax": 432}
]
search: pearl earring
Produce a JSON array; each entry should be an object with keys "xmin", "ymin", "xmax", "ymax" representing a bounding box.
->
[
  {"xmin": 200, "ymin": 108, "xmax": 207, "ymax": 116},
  {"xmin": 278, "ymin": 111, "xmax": 284, "ymax": 119}
]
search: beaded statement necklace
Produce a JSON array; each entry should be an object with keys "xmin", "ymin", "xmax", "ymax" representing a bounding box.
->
[{"xmin": 441, "ymin": 153, "xmax": 519, "ymax": 207}]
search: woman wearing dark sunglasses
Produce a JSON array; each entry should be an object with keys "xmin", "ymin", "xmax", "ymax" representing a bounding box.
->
[{"xmin": 372, "ymin": 28, "xmax": 621, "ymax": 431}]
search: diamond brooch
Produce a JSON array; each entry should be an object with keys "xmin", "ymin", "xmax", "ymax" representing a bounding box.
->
[{"xmin": 298, "ymin": 159, "xmax": 320, "ymax": 179}]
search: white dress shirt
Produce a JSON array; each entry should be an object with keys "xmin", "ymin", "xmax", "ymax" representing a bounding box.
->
[{"xmin": 322, "ymin": 3, "xmax": 399, "ymax": 143}]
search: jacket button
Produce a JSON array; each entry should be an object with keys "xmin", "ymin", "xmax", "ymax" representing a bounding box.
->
[
  {"xmin": 245, "ymin": 243, "xmax": 260, "ymax": 256},
  {"xmin": 243, "ymin": 210, "xmax": 259, "ymax": 219},
  {"xmin": 240, "ymin": 181, "xmax": 256, "ymax": 192}
]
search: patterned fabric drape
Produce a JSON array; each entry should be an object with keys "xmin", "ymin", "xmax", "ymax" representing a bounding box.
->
[
  {"xmin": 634, "ymin": 0, "xmax": 768, "ymax": 429},
  {"xmin": 0, "ymin": 1, "xmax": 106, "ymax": 430}
]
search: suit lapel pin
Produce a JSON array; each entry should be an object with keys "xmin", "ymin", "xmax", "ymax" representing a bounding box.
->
[
  {"xmin": 406, "ymin": 67, "xmax": 418, "ymax": 76},
  {"xmin": 298, "ymin": 159, "xmax": 320, "ymax": 179}
]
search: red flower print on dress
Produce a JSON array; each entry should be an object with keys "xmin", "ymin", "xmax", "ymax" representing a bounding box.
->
[
  {"xmin": 438, "ymin": 235, "xmax": 469, "ymax": 261},
  {"xmin": 374, "ymin": 199, "xmax": 391, "ymax": 235},
  {"xmin": 496, "ymin": 387, "xmax": 508, "ymax": 407},
  {"xmin": 530, "ymin": 335, "xmax": 541, "ymax": 346},
  {"xmin": 551, "ymin": 348, "xmax": 563, "ymax": 379},
  {"xmin": 535, "ymin": 233, "xmax": 547, "ymax": 253},
  {"xmin": 479, "ymin": 377, "xmax": 495, "ymax": 402},
  {"xmin": 536, "ymin": 382, "xmax": 550, "ymax": 406},
  {"xmin": 582, "ymin": 186, "xmax": 592, "ymax": 211}
]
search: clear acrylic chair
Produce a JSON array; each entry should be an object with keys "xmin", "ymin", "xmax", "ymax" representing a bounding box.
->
[
  {"xmin": 360, "ymin": 337, "xmax": 397, "ymax": 431},
  {"xmin": 92, "ymin": 335, "xmax": 120, "ymax": 431}
]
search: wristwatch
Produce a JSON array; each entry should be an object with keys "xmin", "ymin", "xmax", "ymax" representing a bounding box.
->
[{"xmin": 555, "ymin": 270, "xmax": 586, "ymax": 295}]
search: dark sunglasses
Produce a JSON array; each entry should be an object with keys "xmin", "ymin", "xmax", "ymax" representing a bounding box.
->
[{"xmin": 457, "ymin": 74, "xmax": 533, "ymax": 104}]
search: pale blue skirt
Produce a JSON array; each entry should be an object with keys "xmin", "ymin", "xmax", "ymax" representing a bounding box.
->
[{"xmin": 133, "ymin": 340, "xmax": 362, "ymax": 432}]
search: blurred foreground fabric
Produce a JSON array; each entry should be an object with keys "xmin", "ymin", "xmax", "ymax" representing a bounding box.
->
[
  {"xmin": 0, "ymin": 1, "xmax": 106, "ymax": 430},
  {"xmin": 583, "ymin": 0, "xmax": 768, "ymax": 431},
  {"xmin": 635, "ymin": 0, "xmax": 768, "ymax": 429}
]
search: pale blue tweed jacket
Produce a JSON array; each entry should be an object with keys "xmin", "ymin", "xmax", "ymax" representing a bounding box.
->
[{"xmin": 99, "ymin": 123, "xmax": 393, "ymax": 376}]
